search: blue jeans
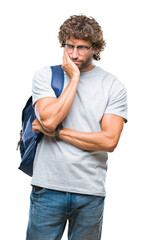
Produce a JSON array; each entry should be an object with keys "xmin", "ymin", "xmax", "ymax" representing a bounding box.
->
[{"xmin": 26, "ymin": 187, "xmax": 105, "ymax": 240}]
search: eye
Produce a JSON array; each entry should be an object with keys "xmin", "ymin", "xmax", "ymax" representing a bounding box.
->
[
  {"xmin": 66, "ymin": 44, "xmax": 74, "ymax": 49},
  {"xmin": 77, "ymin": 46, "xmax": 87, "ymax": 50}
]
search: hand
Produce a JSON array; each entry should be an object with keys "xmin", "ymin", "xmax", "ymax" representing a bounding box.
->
[
  {"xmin": 62, "ymin": 49, "xmax": 80, "ymax": 79},
  {"xmin": 32, "ymin": 118, "xmax": 55, "ymax": 137},
  {"xmin": 32, "ymin": 118, "xmax": 43, "ymax": 133}
]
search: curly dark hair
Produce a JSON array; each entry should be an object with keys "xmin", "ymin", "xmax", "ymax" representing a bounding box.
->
[{"xmin": 58, "ymin": 15, "xmax": 106, "ymax": 61}]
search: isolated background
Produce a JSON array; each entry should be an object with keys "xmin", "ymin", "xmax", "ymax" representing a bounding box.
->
[{"xmin": 1, "ymin": 0, "xmax": 144, "ymax": 239}]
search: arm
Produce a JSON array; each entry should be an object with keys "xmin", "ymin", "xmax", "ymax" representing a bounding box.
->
[
  {"xmin": 35, "ymin": 49, "xmax": 80, "ymax": 132},
  {"xmin": 59, "ymin": 114, "xmax": 124, "ymax": 152},
  {"xmin": 33, "ymin": 114, "xmax": 124, "ymax": 152}
]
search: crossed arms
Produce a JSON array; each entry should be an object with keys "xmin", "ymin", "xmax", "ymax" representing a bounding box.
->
[{"xmin": 32, "ymin": 50, "xmax": 124, "ymax": 152}]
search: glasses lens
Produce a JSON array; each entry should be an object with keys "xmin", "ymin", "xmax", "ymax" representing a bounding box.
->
[
  {"xmin": 77, "ymin": 47, "xmax": 87, "ymax": 55},
  {"xmin": 64, "ymin": 44, "xmax": 92, "ymax": 55},
  {"xmin": 65, "ymin": 45, "xmax": 74, "ymax": 53}
]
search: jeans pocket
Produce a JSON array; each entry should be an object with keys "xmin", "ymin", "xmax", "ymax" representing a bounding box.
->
[{"xmin": 32, "ymin": 185, "xmax": 46, "ymax": 195}]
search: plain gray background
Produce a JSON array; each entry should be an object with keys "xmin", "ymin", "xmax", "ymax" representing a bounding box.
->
[{"xmin": 1, "ymin": 0, "xmax": 144, "ymax": 239}]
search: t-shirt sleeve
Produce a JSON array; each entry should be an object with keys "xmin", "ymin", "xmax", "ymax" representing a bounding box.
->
[
  {"xmin": 104, "ymin": 79, "xmax": 128, "ymax": 123},
  {"xmin": 32, "ymin": 66, "xmax": 56, "ymax": 106}
]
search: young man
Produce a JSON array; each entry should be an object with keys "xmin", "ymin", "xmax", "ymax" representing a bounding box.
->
[{"xmin": 26, "ymin": 15, "xmax": 127, "ymax": 240}]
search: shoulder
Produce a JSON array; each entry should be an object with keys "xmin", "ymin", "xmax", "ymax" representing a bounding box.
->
[
  {"xmin": 33, "ymin": 66, "xmax": 52, "ymax": 81},
  {"xmin": 32, "ymin": 66, "xmax": 53, "ymax": 89},
  {"xmin": 96, "ymin": 66, "xmax": 127, "ymax": 91}
]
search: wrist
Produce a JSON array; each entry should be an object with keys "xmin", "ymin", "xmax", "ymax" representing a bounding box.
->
[
  {"xmin": 59, "ymin": 128, "xmax": 72, "ymax": 139},
  {"xmin": 55, "ymin": 123, "xmax": 63, "ymax": 141},
  {"xmin": 59, "ymin": 128, "xmax": 64, "ymax": 137},
  {"xmin": 71, "ymin": 73, "xmax": 80, "ymax": 81}
]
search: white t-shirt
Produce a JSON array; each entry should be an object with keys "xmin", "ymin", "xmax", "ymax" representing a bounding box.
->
[{"xmin": 31, "ymin": 65, "xmax": 127, "ymax": 196}]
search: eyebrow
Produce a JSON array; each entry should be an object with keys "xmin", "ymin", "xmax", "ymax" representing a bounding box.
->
[{"xmin": 66, "ymin": 44, "xmax": 91, "ymax": 48}]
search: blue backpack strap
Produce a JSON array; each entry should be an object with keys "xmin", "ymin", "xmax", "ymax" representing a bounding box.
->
[
  {"xmin": 36, "ymin": 65, "xmax": 64, "ymax": 142},
  {"xmin": 18, "ymin": 65, "xmax": 64, "ymax": 177},
  {"xmin": 50, "ymin": 65, "xmax": 64, "ymax": 98}
]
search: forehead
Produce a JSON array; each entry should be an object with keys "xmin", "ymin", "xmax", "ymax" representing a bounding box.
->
[{"xmin": 66, "ymin": 38, "xmax": 92, "ymax": 46}]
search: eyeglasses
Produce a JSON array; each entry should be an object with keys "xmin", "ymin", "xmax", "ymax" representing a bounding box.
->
[{"xmin": 62, "ymin": 43, "xmax": 95, "ymax": 55}]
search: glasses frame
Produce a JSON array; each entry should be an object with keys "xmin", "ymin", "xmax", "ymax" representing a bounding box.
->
[{"xmin": 62, "ymin": 43, "xmax": 95, "ymax": 54}]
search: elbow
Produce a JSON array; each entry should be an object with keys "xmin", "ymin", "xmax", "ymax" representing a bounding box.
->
[
  {"xmin": 107, "ymin": 147, "xmax": 115, "ymax": 153},
  {"xmin": 41, "ymin": 119, "xmax": 57, "ymax": 132},
  {"xmin": 107, "ymin": 139, "xmax": 118, "ymax": 152},
  {"xmin": 38, "ymin": 111, "xmax": 57, "ymax": 132}
]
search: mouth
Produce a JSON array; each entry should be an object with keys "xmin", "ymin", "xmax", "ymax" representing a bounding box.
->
[{"xmin": 73, "ymin": 60, "xmax": 81, "ymax": 64}]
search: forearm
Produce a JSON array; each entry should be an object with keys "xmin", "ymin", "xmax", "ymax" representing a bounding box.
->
[
  {"xmin": 33, "ymin": 114, "xmax": 123, "ymax": 152},
  {"xmin": 39, "ymin": 77, "xmax": 79, "ymax": 130},
  {"xmin": 36, "ymin": 126, "xmax": 114, "ymax": 152},
  {"xmin": 36, "ymin": 49, "xmax": 81, "ymax": 132},
  {"xmin": 59, "ymin": 128, "xmax": 116, "ymax": 152}
]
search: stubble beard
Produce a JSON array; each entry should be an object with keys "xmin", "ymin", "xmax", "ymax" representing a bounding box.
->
[{"xmin": 74, "ymin": 54, "xmax": 94, "ymax": 71}]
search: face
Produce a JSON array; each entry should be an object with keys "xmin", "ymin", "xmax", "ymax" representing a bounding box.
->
[{"xmin": 65, "ymin": 38, "xmax": 97, "ymax": 72}]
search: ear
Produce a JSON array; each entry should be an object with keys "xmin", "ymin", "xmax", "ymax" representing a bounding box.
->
[{"xmin": 93, "ymin": 49, "xmax": 99, "ymax": 55}]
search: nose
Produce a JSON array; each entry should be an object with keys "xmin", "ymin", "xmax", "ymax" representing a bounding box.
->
[{"xmin": 71, "ymin": 47, "xmax": 79, "ymax": 59}]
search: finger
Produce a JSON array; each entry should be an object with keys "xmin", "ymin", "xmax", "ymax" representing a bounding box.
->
[
  {"xmin": 62, "ymin": 50, "xmax": 67, "ymax": 69},
  {"xmin": 33, "ymin": 127, "xmax": 40, "ymax": 133},
  {"xmin": 64, "ymin": 48, "xmax": 70, "ymax": 61},
  {"xmin": 32, "ymin": 122, "xmax": 37, "ymax": 127},
  {"xmin": 63, "ymin": 48, "xmax": 67, "ymax": 63},
  {"xmin": 32, "ymin": 127, "xmax": 38, "ymax": 132}
]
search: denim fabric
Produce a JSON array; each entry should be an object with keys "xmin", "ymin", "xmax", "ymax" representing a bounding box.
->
[{"xmin": 26, "ymin": 187, "xmax": 105, "ymax": 240}]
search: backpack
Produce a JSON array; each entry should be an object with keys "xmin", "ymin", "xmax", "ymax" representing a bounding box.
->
[{"xmin": 17, "ymin": 65, "xmax": 64, "ymax": 177}]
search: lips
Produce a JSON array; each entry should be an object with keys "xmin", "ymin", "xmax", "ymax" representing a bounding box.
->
[{"xmin": 73, "ymin": 60, "xmax": 81, "ymax": 64}]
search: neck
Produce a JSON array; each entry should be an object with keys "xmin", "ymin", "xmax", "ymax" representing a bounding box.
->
[{"xmin": 80, "ymin": 63, "xmax": 95, "ymax": 72}]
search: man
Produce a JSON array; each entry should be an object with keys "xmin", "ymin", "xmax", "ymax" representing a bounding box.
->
[{"xmin": 26, "ymin": 15, "xmax": 127, "ymax": 240}]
